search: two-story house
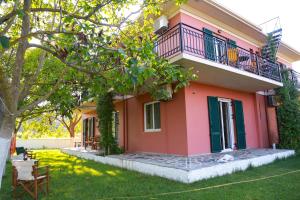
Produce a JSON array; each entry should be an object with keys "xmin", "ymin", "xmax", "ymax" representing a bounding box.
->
[{"xmin": 79, "ymin": 0, "xmax": 300, "ymax": 156}]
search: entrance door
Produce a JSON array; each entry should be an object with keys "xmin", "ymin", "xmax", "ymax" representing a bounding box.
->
[{"xmin": 218, "ymin": 98, "xmax": 235, "ymax": 151}]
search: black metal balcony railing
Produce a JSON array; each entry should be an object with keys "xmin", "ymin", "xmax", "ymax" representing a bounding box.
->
[
  {"xmin": 290, "ymin": 70, "xmax": 300, "ymax": 89},
  {"xmin": 154, "ymin": 23, "xmax": 282, "ymax": 82}
]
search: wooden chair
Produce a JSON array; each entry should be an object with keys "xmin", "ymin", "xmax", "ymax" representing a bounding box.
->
[
  {"xmin": 92, "ymin": 136, "xmax": 100, "ymax": 150},
  {"xmin": 27, "ymin": 150, "xmax": 37, "ymax": 160},
  {"xmin": 12, "ymin": 160, "xmax": 49, "ymax": 200},
  {"xmin": 16, "ymin": 147, "xmax": 26, "ymax": 155},
  {"xmin": 227, "ymin": 48, "xmax": 238, "ymax": 67},
  {"xmin": 15, "ymin": 147, "xmax": 37, "ymax": 159},
  {"xmin": 85, "ymin": 137, "xmax": 94, "ymax": 149}
]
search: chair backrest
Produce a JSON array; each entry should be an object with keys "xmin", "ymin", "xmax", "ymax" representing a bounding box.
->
[
  {"xmin": 228, "ymin": 48, "xmax": 238, "ymax": 62},
  {"xmin": 16, "ymin": 147, "xmax": 26, "ymax": 155},
  {"xmin": 12, "ymin": 160, "xmax": 36, "ymax": 181},
  {"xmin": 94, "ymin": 136, "xmax": 100, "ymax": 142}
]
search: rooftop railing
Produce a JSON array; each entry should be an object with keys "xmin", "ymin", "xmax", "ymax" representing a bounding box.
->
[{"xmin": 154, "ymin": 23, "xmax": 282, "ymax": 82}]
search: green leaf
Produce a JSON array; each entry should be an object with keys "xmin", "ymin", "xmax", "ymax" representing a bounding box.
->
[
  {"xmin": 47, "ymin": 34, "xmax": 53, "ymax": 40},
  {"xmin": 0, "ymin": 36, "xmax": 10, "ymax": 49},
  {"xmin": 16, "ymin": 9, "xmax": 25, "ymax": 18}
]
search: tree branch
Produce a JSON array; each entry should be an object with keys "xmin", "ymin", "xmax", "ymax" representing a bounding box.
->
[
  {"xmin": 11, "ymin": 0, "xmax": 31, "ymax": 111},
  {"xmin": 56, "ymin": 117, "xmax": 70, "ymax": 130},
  {"xmin": 28, "ymin": 43, "xmax": 104, "ymax": 75},
  {"xmin": 0, "ymin": 17, "xmax": 16, "ymax": 36},
  {"xmin": 74, "ymin": 114, "xmax": 82, "ymax": 125},
  {"xmin": 30, "ymin": 7, "xmax": 119, "ymax": 27},
  {"xmin": 0, "ymin": 10, "xmax": 16, "ymax": 25},
  {"xmin": 10, "ymin": 30, "xmax": 79, "ymax": 47},
  {"xmin": 16, "ymin": 67, "xmax": 68, "ymax": 116},
  {"xmin": 15, "ymin": 117, "xmax": 24, "ymax": 133},
  {"xmin": 19, "ymin": 51, "xmax": 47, "ymax": 102}
]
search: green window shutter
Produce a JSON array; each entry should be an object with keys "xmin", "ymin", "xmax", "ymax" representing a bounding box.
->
[
  {"xmin": 0, "ymin": 102, "xmax": 3, "ymax": 128},
  {"xmin": 83, "ymin": 119, "xmax": 87, "ymax": 144},
  {"xmin": 154, "ymin": 102, "xmax": 161, "ymax": 129},
  {"xmin": 92, "ymin": 117, "xmax": 95, "ymax": 137},
  {"xmin": 234, "ymin": 100, "xmax": 246, "ymax": 149},
  {"xmin": 88, "ymin": 118, "xmax": 93, "ymax": 138},
  {"xmin": 203, "ymin": 28, "xmax": 215, "ymax": 61},
  {"xmin": 207, "ymin": 96, "xmax": 222, "ymax": 153},
  {"xmin": 227, "ymin": 39, "xmax": 237, "ymax": 48}
]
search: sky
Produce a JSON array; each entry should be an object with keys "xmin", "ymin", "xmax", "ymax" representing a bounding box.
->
[{"xmin": 214, "ymin": 0, "xmax": 300, "ymax": 72}]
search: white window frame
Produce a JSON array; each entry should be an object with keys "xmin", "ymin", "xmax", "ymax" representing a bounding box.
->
[{"xmin": 144, "ymin": 101, "xmax": 161, "ymax": 132}]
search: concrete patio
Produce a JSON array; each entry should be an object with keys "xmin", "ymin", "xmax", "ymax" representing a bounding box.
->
[{"xmin": 61, "ymin": 148, "xmax": 295, "ymax": 183}]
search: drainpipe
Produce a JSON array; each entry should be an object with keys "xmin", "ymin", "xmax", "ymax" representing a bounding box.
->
[
  {"xmin": 123, "ymin": 96, "xmax": 128, "ymax": 152},
  {"xmin": 264, "ymin": 94, "xmax": 271, "ymax": 147}
]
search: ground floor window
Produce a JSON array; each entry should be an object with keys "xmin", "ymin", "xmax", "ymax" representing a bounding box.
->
[
  {"xmin": 112, "ymin": 111, "xmax": 119, "ymax": 142},
  {"xmin": 83, "ymin": 117, "xmax": 95, "ymax": 146},
  {"xmin": 144, "ymin": 101, "xmax": 161, "ymax": 132}
]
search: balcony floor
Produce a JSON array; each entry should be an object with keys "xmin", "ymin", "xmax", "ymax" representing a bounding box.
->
[{"xmin": 170, "ymin": 53, "xmax": 283, "ymax": 92}]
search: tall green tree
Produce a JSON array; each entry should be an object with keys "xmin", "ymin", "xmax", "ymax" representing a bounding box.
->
[
  {"xmin": 275, "ymin": 70, "xmax": 300, "ymax": 150},
  {"xmin": 0, "ymin": 0, "xmax": 191, "ymax": 186}
]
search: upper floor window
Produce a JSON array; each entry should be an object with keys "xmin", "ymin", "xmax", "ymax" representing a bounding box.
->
[{"xmin": 144, "ymin": 101, "xmax": 161, "ymax": 132}]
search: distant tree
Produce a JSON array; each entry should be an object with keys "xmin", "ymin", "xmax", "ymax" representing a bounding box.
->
[
  {"xmin": 56, "ymin": 113, "xmax": 82, "ymax": 138},
  {"xmin": 18, "ymin": 113, "xmax": 68, "ymax": 139}
]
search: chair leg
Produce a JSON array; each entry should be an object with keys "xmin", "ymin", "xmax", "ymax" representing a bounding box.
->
[
  {"xmin": 47, "ymin": 179, "xmax": 49, "ymax": 195},
  {"xmin": 34, "ymin": 179, "xmax": 38, "ymax": 200},
  {"xmin": 12, "ymin": 185, "xmax": 17, "ymax": 200},
  {"xmin": 46, "ymin": 166, "xmax": 49, "ymax": 195}
]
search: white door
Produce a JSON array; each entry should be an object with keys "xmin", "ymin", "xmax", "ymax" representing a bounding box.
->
[{"xmin": 218, "ymin": 98, "xmax": 235, "ymax": 151}]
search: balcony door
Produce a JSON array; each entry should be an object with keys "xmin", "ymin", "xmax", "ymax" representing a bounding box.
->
[
  {"xmin": 208, "ymin": 97, "xmax": 246, "ymax": 153},
  {"xmin": 218, "ymin": 98, "xmax": 235, "ymax": 151}
]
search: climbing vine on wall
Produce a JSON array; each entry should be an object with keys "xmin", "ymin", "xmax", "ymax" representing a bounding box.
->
[{"xmin": 96, "ymin": 92, "xmax": 116, "ymax": 155}]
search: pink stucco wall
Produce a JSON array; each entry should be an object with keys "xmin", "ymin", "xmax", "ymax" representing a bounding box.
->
[
  {"xmin": 80, "ymin": 82, "xmax": 276, "ymax": 155},
  {"xmin": 124, "ymin": 89, "xmax": 189, "ymax": 155},
  {"xmin": 184, "ymin": 82, "xmax": 264, "ymax": 155},
  {"xmin": 114, "ymin": 101, "xmax": 125, "ymax": 148},
  {"xmin": 254, "ymin": 94, "xmax": 270, "ymax": 148},
  {"xmin": 169, "ymin": 12, "xmax": 260, "ymax": 54},
  {"xmin": 266, "ymin": 107, "xmax": 279, "ymax": 144}
]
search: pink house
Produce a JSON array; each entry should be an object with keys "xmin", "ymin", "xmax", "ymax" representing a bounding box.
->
[{"xmin": 79, "ymin": 0, "xmax": 300, "ymax": 156}]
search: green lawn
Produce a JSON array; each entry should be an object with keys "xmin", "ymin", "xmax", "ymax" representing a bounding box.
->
[{"xmin": 1, "ymin": 150, "xmax": 300, "ymax": 200}]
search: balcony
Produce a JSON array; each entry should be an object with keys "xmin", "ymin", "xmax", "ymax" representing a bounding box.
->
[
  {"xmin": 154, "ymin": 23, "xmax": 283, "ymax": 92},
  {"xmin": 290, "ymin": 70, "xmax": 300, "ymax": 90}
]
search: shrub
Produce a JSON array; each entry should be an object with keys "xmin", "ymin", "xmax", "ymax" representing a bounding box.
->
[{"xmin": 275, "ymin": 70, "xmax": 300, "ymax": 150}]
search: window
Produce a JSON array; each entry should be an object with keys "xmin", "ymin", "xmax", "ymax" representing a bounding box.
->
[
  {"xmin": 112, "ymin": 111, "xmax": 119, "ymax": 142},
  {"xmin": 144, "ymin": 101, "xmax": 161, "ymax": 132}
]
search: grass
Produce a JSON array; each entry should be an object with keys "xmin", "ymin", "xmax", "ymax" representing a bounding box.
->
[{"xmin": 0, "ymin": 150, "xmax": 300, "ymax": 200}]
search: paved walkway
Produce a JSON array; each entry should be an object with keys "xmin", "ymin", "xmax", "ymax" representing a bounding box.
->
[
  {"xmin": 63, "ymin": 148, "xmax": 294, "ymax": 183},
  {"xmin": 109, "ymin": 149, "xmax": 291, "ymax": 171}
]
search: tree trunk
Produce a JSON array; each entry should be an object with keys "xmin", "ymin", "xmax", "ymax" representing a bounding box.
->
[
  {"xmin": 0, "ymin": 115, "xmax": 15, "ymax": 188},
  {"xmin": 69, "ymin": 124, "xmax": 75, "ymax": 138}
]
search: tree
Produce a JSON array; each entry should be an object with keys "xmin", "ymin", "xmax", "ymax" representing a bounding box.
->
[
  {"xmin": 17, "ymin": 112, "xmax": 70, "ymax": 139},
  {"xmin": 0, "ymin": 0, "xmax": 191, "ymax": 186},
  {"xmin": 275, "ymin": 70, "xmax": 300, "ymax": 150},
  {"xmin": 56, "ymin": 113, "xmax": 81, "ymax": 138}
]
